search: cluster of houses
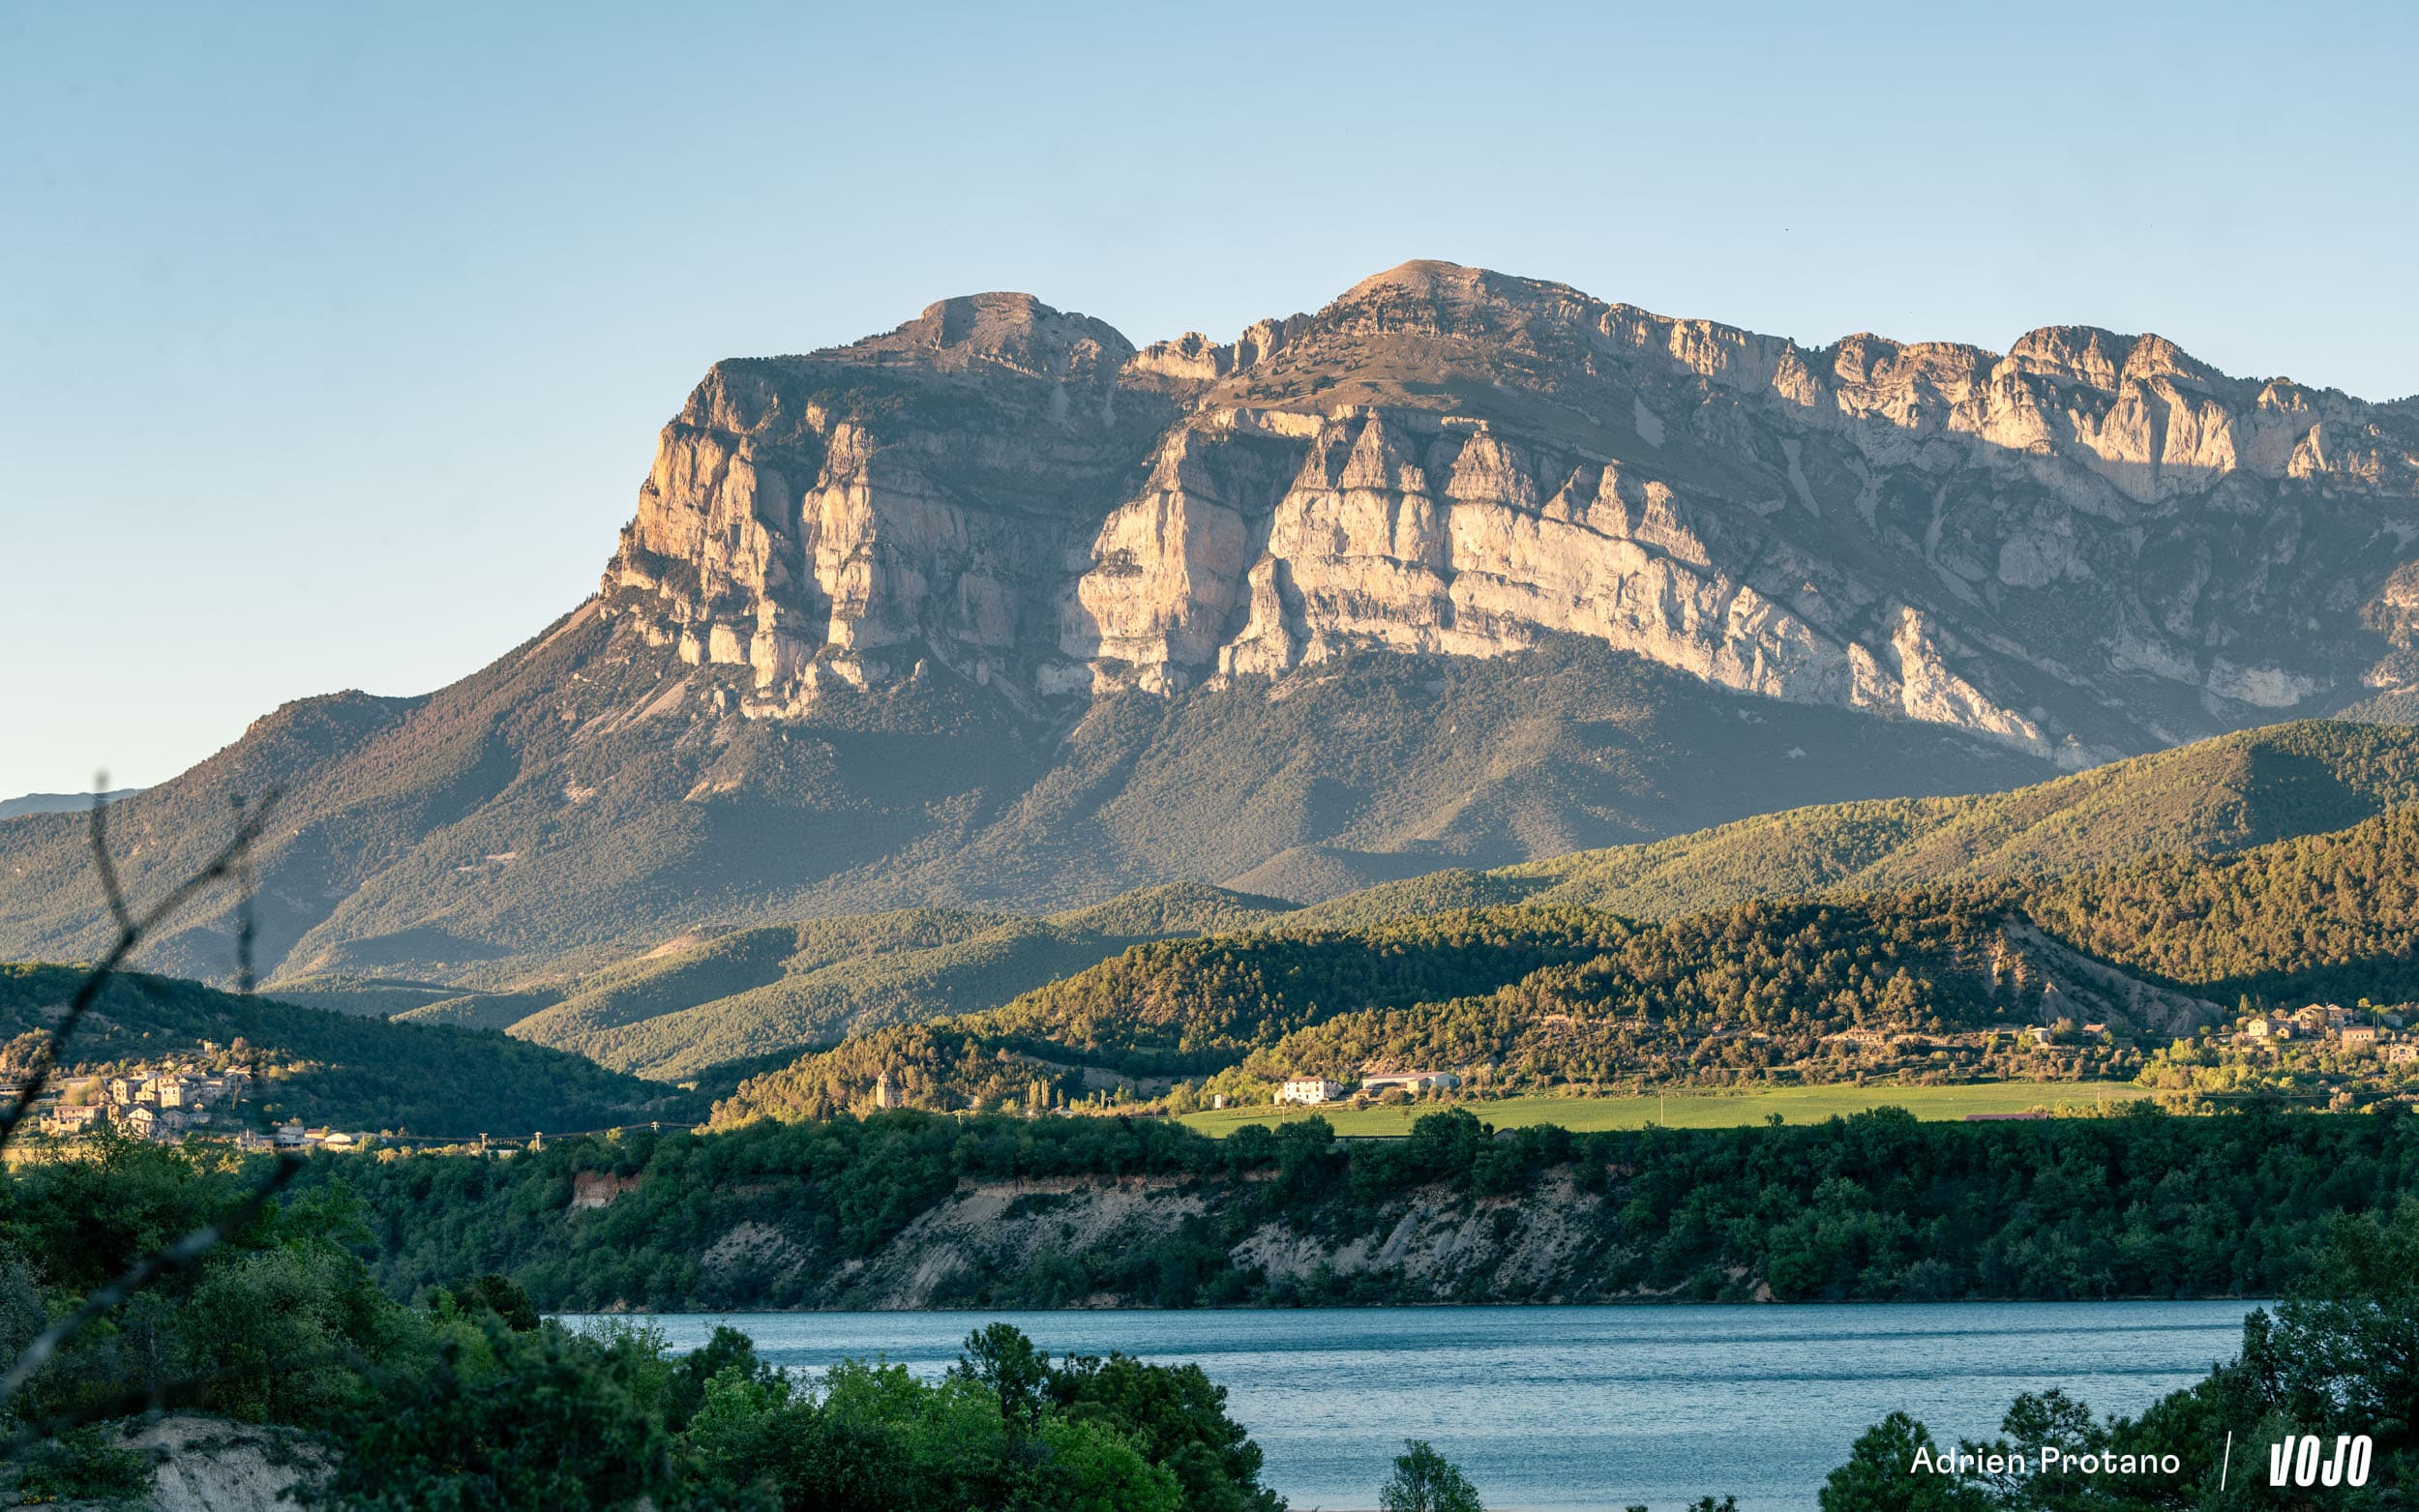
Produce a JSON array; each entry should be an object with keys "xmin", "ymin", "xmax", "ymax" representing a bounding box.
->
[
  {"xmin": 2236, "ymin": 1003, "xmax": 2416, "ymax": 1061},
  {"xmin": 32, "ymin": 1061, "xmax": 254, "ymax": 1141},
  {"xmin": 22, "ymin": 1059, "xmax": 367, "ymax": 1150},
  {"xmin": 1274, "ymin": 1070, "xmax": 1464, "ymax": 1106}
]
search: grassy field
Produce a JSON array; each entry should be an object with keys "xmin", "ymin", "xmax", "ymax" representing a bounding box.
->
[{"xmin": 1175, "ymin": 1082, "xmax": 2153, "ymax": 1138}]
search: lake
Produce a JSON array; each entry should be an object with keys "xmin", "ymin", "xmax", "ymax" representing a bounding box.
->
[{"xmin": 562, "ymin": 1301, "xmax": 2256, "ymax": 1511}]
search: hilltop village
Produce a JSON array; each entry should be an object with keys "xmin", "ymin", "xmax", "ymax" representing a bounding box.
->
[{"xmin": 15, "ymin": 1040, "xmax": 365, "ymax": 1152}]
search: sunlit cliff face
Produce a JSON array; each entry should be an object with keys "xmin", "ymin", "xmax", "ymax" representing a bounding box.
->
[{"xmin": 606, "ymin": 260, "xmax": 2419, "ymax": 765}]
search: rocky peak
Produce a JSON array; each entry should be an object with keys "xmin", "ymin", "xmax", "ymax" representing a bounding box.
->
[
  {"xmin": 833, "ymin": 290, "xmax": 1134, "ymax": 379},
  {"xmin": 1330, "ymin": 259, "xmax": 1595, "ymax": 326},
  {"xmin": 596, "ymin": 262, "xmax": 2419, "ymax": 764},
  {"xmin": 2006, "ymin": 325, "xmax": 2223, "ymax": 392},
  {"xmin": 1291, "ymin": 259, "xmax": 1604, "ymax": 364}
]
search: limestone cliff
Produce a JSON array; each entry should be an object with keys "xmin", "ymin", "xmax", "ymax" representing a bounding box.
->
[
  {"xmin": 604, "ymin": 261, "xmax": 2419, "ymax": 765},
  {"xmin": 7, "ymin": 262, "xmax": 2414, "ymax": 988}
]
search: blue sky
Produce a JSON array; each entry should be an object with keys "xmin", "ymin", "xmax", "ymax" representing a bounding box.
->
[{"xmin": 4, "ymin": 0, "xmax": 2414, "ymax": 795}]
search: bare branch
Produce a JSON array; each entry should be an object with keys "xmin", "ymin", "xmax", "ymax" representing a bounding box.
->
[
  {"xmin": 0, "ymin": 1155, "xmax": 302, "ymax": 1410},
  {"xmin": 231, "ymin": 794, "xmax": 257, "ymax": 996},
  {"xmin": 88, "ymin": 776, "xmax": 134, "ymax": 939}
]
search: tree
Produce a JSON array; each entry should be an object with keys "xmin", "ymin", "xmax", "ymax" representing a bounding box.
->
[
  {"xmin": 322, "ymin": 1318, "xmax": 691, "ymax": 1510},
  {"xmin": 953, "ymin": 1321, "xmax": 1052, "ymax": 1436},
  {"xmin": 451, "ymin": 1272, "xmax": 540, "ymax": 1332},
  {"xmin": 1818, "ymin": 1413, "xmax": 1988, "ymax": 1511},
  {"xmin": 1380, "ymin": 1438, "xmax": 1484, "ymax": 1512}
]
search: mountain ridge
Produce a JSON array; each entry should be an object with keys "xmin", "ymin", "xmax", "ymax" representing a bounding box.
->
[{"xmin": 8, "ymin": 260, "xmax": 2418, "ymax": 985}]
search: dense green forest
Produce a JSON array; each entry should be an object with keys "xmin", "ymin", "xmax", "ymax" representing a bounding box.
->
[
  {"xmin": 313, "ymin": 1106, "xmax": 2419, "ymax": 1313},
  {"xmin": 0, "ymin": 964, "xmax": 695, "ymax": 1135},
  {"xmin": 0, "ymin": 1137, "xmax": 1287, "ymax": 1508},
  {"xmin": 2031, "ymin": 808, "xmax": 2419, "ymax": 1005},
  {"xmin": 1228, "ymin": 895, "xmax": 2105, "ymax": 1094}
]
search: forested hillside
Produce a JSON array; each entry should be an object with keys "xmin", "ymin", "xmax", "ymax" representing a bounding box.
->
[
  {"xmin": 718, "ymin": 786, "xmax": 2419, "ymax": 1124},
  {"xmin": 712, "ymin": 892, "xmax": 2195, "ymax": 1123},
  {"xmin": 710, "ymin": 908, "xmax": 1636, "ymax": 1121},
  {"xmin": 241, "ymin": 722, "xmax": 2419, "ymax": 1091},
  {"xmin": 1289, "ymin": 720, "xmax": 2419, "ymax": 929},
  {"xmin": 319, "ymin": 1107, "xmax": 2419, "ymax": 1312},
  {"xmin": 0, "ymin": 964, "xmax": 696, "ymax": 1135},
  {"xmin": 2033, "ymin": 806, "xmax": 2419, "ymax": 1005}
]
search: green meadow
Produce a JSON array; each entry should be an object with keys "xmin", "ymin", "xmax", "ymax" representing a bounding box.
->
[{"xmin": 1175, "ymin": 1082, "xmax": 2153, "ymax": 1138}]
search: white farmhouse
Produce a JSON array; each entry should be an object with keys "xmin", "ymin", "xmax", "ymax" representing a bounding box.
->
[{"xmin": 1276, "ymin": 1078, "xmax": 1348, "ymax": 1106}]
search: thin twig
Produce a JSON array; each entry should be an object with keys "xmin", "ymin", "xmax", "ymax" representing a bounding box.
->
[
  {"xmin": 0, "ymin": 1155, "xmax": 302, "ymax": 1409},
  {"xmin": 231, "ymin": 794, "xmax": 257, "ymax": 995},
  {"xmin": 88, "ymin": 776, "xmax": 135, "ymax": 939}
]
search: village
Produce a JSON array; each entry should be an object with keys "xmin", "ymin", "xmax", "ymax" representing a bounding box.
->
[
  {"xmin": 1257, "ymin": 1000, "xmax": 2419, "ymax": 1112},
  {"xmin": 1812, "ymin": 997, "xmax": 2419, "ymax": 1067},
  {"xmin": 17, "ymin": 1049, "xmax": 368, "ymax": 1153},
  {"xmin": 2229, "ymin": 1000, "xmax": 2416, "ymax": 1056}
]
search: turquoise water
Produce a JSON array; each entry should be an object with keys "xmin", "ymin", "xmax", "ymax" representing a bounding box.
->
[{"xmin": 563, "ymin": 1302, "xmax": 2255, "ymax": 1511}]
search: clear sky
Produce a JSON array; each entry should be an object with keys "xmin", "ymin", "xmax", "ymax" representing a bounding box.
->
[{"xmin": 4, "ymin": 1, "xmax": 2414, "ymax": 797}]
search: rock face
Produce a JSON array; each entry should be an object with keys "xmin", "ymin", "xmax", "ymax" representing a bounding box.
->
[
  {"xmin": 6, "ymin": 261, "xmax": 2416, "ymax": 988},
  {"xmin": 605, "ymin": 260, "xmax": 2419, "ymax": 766}
]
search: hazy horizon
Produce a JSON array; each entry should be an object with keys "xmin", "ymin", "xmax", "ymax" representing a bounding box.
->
[{"xmin": 6, "ymin": 0, "xmax": 2416, "ymax": 796}]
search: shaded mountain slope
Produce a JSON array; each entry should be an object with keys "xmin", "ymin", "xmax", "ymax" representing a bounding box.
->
[
  {"xmin": 393, "ymin": 882, "xmax": 1297, "ymax": 1081},
  {"xmin": 0, "ymin": 628, "xmax": 2048, "ymax": 990}
]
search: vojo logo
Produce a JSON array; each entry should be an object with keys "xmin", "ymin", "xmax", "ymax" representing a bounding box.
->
[{"xmin": 2268, "ymin": 1435, "xmax": 2372, "ymax": 1489}]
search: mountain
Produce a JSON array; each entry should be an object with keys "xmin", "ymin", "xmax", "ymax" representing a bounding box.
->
[
  {"xmin": 7, "ymin": 261, "xmax": 2417, "ymax": 987},
  {"xmin": 0, "ymin": 788, "xmax": 140, "ymax": 820},
  {"xmin": 0, "ymin": 964, "xmax": 694, "ymax": 1136}
]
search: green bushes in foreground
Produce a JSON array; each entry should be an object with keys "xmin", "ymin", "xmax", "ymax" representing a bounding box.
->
[{"xmin": 0, "ymin": 1136, "xmax": 1286, "ymax": 1508}]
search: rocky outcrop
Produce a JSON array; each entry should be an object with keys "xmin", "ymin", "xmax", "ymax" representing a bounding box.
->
[{"xmin": 602, "ymin": 260, "xmax": 2419, "ymax": 764}]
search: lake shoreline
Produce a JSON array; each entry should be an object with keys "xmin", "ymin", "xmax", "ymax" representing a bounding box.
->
[
  {"xmin": 563, "ymin": 1299, "xmax": 2258, "ymax": 1512},
  {"xmin": 558, "ymin": 1292, "xmax": 2282, "ymax": 1317}
]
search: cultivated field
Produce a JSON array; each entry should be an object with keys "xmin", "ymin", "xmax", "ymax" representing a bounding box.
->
[{"xmin": 1176, "ymin": 1082, "xmax": 2154, "ymax": 1138}]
